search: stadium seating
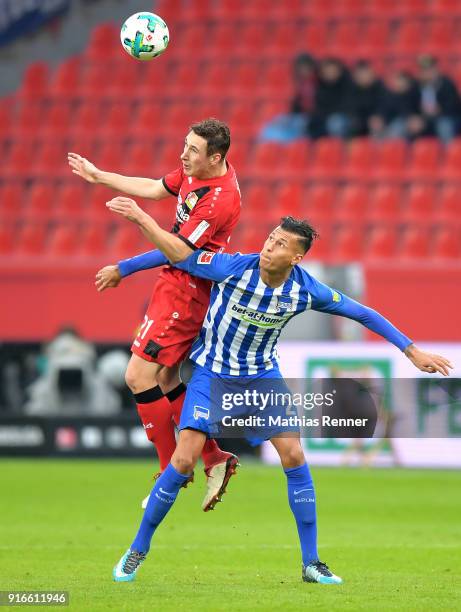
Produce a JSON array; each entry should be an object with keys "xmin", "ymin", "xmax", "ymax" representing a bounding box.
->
[{"xmin": 1, "ymin": 0, "xmax": 461, "ymax": 264}]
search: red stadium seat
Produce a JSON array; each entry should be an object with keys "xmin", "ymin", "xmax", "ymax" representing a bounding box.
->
[
  {"xmin": 10, "ymin": 102, "xmax": 43, "ymax": 141},
  {"xmin": 335, "ymin": 185, "xmax": 369, "ymax": 224},
  {"xmin": 124, "ymin": 143, "xmax": 156, "ymax": 177},
  {"xmin": 41, "ymin": 102, "xmax": 73, "ymax": 140},
  {"xmin": 332, "ymin": 227, "xmax": 364, "ymax": 261},
  {"xmin": 236, "ymin": 25, "xmax": 267, "ymax": 59},
  {"xmin": 69, "ymin": 102, "xmax": 102, "ymax": 140},
  {"xmin": 85, "ymin": 23, "xmax": 119, "ymax": 62},
  {"xmin": 79, "ymin": 224, "xmax": 108, "ymax": 256},
  {"xmin": 47, "ymin": 225, "xmax": 80, "ymax": 256},
  {"xmin": 250, "ymin": 143, "xmax": 282, "ymax": 178},
  {"xmin": 265, "ymin": 24, "xmax": 302, "ymax": 59},
  {"xmin": 371, "ymin": 140, "xmax": 407, "ymax": 182},
  {"xmin": 305, "ymin": 185, "xmax": 337, "ymax": 224},
  {"xmin": 328, "ymin": 22, "xmax": 362, "ymax": 59},
  {"xmin": 367, "ymin": 185, "xmax": 402, "ymax": 222},
  {"xmin": 367, "ymin": 227, "xmax": 398, "ymax": 259},
  {"xmin": 48, "ymin": 57, "xmax": 82, "ymax": 100},
  {"xmin": 302, "ymin": 0, "xmax": 334, "ymax": 19},
  {"xmin": 435, "ymin": 184, "xmax": 461, "ymax": 222},
  {"xmin": 400, "ymin": 227, "xmax": 430, "ymax": 258},
  {"xmin": 276, "ymin": 141, "xmax": 310, "ymax": 180},
  {"xmin": 228, "ymin": 141, "xmax": 250, "ymax": 177},
  {"xmin": 341, "ymin": 139, "xmax": 375, "ymax": 181},
  {"xmin": 393, "ymin": 20, "xmax": 425, "ymax": 56},
  {"xmin": 406, "ymin": 139, "xmax": 441, "ymax": 180},
  {"xmin": 55, "ymin": 184, "xmax": 88, "ymax": 218},
  {"xmin": 19, "ymin": 62, "xmax": 49, "ymax": 99},
  {"xmin": 299, "ymin": 23, "xmax": 329, "ymax": 55},
  {"xmin": 273, "ymin": 183, "xmax": 304, "ymax": 217},
  {"xmin": 16, "ymin": 223, "xmax": 47, "ymax": 255},
  {"xmin": 426, "ymin": 19, "xmax": 456, "ymax": 56},
  {"xmin": 226, "ymin": 102, "xmax": 259, "ymax": 140},
  {"xmin": 25, "ymin": 183, "xmax": 55, "ymax": 219},
  {"xmin": 0, "ymin": 224, "xmax": 14, "ymax": 255},
  {"xmin": 2, "ymin": 142, "xmax": 34, "ymax": 179},
  {"xmin": 431, "ymin": 0, "xmax": 461, "ymax": 15},
  {"xmin": 432, "ymin": 227, "xmax": 461, "ymax": 259},
  {"xmin": 438, "ymin": 140, "xmax": 461, "ymax": 180},
  {"xmin": 243, "ymin": 184, "xmax": 271, "ymax": 214},
  {"xmin": 228, "ymin": 63, "xmax": 262, "ymax": 99},
  {"xmin": 98, "ymin": 102, "xmax": 132, "ymax": 140},
  {"xmin": 357, "ymin": 20, "xmax": 390, "ymax": 58},
  {"xmin": 402, "ymin": 185, "xmax": 435, "ymax": 223},
  {"xmin": 0, "ymin": 184, "xmax": 24, "ymax": 221},
  {"xmin": 259, "ymin": 62, "xmax": 292, "ymax": 99},
  {"xmin": 111, "ymin": 225, "xmax": 143, "ymax": 257},
  {"xmin": 310, "ymin": 139, "xmax": 344, "ymax": 180},
  {"xmin": 31, "ymin": 142, "xmax": 68, "ymax": 179}
]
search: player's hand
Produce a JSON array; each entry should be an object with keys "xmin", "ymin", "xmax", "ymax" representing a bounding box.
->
[
  {"xmin": 95, "ymin": 265, "xmax": 122, "ymax": 292},
  {"xmin": 106, "ymin": 196, "xmax": 146, "ymax": 223},
  {"xmin": 404, "ymin": 344, "xmax": 453, "ymax": 376},
  {"xmin": 68, "ymin": 152, "xmax": 100, "ymax": 183}
]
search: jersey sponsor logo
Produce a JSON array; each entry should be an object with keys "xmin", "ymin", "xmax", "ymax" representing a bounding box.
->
[
  {"xmin": 188, "ymin": 220, "xmax": 210, "ymax": 244},
  {"xmin": 230, "ymin": 303, "xmax": 287, "ymax": 328},
  {"xmin": 193, "ymin": 405, "xmax": 210, "ymax": 420},
  {"xmin": 197, "ymin": 251, "xmax": 215, "ymax": 264}
]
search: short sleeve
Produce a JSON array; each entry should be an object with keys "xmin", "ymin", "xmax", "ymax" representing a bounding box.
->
[
  {"xmin": 177, "ymin": 190, "xmax": 233, "ymax": 250},
  {"xmin": 162, "ymin": 167, "xmax": 183, "ymax": 197}
]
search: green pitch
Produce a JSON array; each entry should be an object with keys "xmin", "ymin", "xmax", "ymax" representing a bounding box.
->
[{"xmin": 1, "ymin": 460, "xmax": 460, "ymax": 611}]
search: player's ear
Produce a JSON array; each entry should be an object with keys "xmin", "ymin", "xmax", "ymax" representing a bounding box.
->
[
  {"xmin": 292, "ymin": 253, "xmax": 303, "ymax": 265},
  {"xmin": 210, "ymin": 152, "xmax": 222, "ymax": 166}
]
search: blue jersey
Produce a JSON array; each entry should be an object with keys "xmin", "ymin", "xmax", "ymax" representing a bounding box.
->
[{"xmin": 175, "ymin": 251, "xmax": 412, "ymax": 376}]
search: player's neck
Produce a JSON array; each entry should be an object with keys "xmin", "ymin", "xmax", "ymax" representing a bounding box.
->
[
  {"xmin": 259, "ymin": 266, "xmax": 292, "ymax": 289},
  {"xmin": 197, "ymin": 161, "xmax": 227, "ymax": 180}
]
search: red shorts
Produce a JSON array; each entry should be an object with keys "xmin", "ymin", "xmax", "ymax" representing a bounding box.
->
[{"xmin": 131, "ymin": 280, "xmax": 208, "ymax": 367}]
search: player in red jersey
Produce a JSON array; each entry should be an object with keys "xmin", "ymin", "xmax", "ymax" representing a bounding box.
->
[{"xmin": 67, "ymin": 119, "xmax": 240, "ymax": 510}]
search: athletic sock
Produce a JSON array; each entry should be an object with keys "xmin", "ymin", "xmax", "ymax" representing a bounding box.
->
[
  {"xmin": 284, "ymin": 463, "xmax": 318, "ymax": 565},
  {"xmin": 201, "ymin": 439, "xmax": 231, "ymax": 470},
  {"xmin": 166, "ymin": 382, "xmax": 229, "ymax": 470},
  {"xmin": 135, "ymin": 386, "xmax": 177, "ymax": 471},
  {"xmin": 131, "ymin": 463, "xmax": 191, "ymax": 553},
  {"xmin": 165, "ymin": 383, "xmax": 187, "ymax": 426}
]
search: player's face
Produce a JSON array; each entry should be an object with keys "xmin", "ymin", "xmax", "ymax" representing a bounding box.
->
[
  {"xmin": 180, "ymin": 131, "xmax": 221, "ymax": 178},
  {"xmin": 260, "ymin": 227, "xmax": 304, "ymax": 273}
]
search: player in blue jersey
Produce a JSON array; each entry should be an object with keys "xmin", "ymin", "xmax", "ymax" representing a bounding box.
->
[{"xmin": 104, "ymin": 198, "xmax": 452, "ymax": 584}]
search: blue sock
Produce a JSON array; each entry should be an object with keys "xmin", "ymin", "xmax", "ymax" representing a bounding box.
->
[
  {"xmin": 131, "ymin": 463, "xmax": 191, "ymax": 553},
  {"xmin": 284, "ymin": 463, "xmax": 318, "ymax": 565}
]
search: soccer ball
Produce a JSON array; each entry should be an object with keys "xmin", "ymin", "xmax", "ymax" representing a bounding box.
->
[{"xmin": 120, "ymin": 12, "xmax": 169, "ymax": 61}]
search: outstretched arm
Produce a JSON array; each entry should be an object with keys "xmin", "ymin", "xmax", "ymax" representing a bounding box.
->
[
  {"xmin": 106, "ymin": 196, "xmax": 193, "ymax": 262},
  {"xmin": 67, "ymin": 153, "xmax": 170, "ymax": 200},
  {"xmin": 95, "ymin": 249, "xmax": 170, "ymax": 292},
  {"xmin": 308, "ymin": 277, "xmax": 453, "ymax": 376}
]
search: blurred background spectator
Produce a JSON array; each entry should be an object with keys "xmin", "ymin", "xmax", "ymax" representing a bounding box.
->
[
  {"xmin": 369, "ymin": 71, "xmax": 420, "ymax": 139},
  {"xmin": 309, "ymin": 57, "xmax": 352, "ymax": 138},
  {"xmin": 407, "ymin": 54, "xmax": 461, "ymax": 142},
  {"xmin": 346, "ymin": 60, "xmax": 385, "ymax": 137}
]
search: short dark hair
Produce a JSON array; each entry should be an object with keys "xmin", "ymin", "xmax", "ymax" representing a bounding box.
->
[
  {"xmin": 190, "ymin": 118, "xmax": 230, "ymax": 158},
  {"xmin": 280, "ymin": 216, "xmax": 319, "ymax": 253}
]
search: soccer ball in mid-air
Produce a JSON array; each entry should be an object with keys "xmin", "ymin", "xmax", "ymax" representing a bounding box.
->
[{"xmin": 120, "ymin": 12, "xmax": 169, "ymax": 61}]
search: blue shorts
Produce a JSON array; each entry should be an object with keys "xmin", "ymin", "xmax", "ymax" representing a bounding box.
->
[{"xmin": 179, "ymin": 363, "xmax": 299, "ymax": 441}]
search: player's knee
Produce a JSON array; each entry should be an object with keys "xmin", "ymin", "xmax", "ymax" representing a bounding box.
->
[
  {"xmin": 281, "ymin": 443, "xmax": 305, "ymax": 469},
  {"xmin": 172, "ymin": 452, "xmax": 195, "ymax": 475}
]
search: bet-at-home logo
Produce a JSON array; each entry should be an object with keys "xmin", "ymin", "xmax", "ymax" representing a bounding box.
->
[{"xmin": 230, "ymin": 304, "xmax": 286, "ymax": 328}]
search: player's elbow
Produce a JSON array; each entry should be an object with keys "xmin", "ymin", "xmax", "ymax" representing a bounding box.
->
[{"xmin": 169, "ymin": 243, "xmax": 194, "ymax": 264}]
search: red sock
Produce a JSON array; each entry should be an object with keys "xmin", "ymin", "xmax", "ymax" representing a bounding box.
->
[
  {"xmin": 166, "ymin": 383, "xmax": 230, "ymax": 470},
  {"xmin": 135, "ymin": 386, "xmax": 176, "ymax": 471},
  {"xmin": 166, "ymin": 383, "xmax": 187, "ymax": 426}
]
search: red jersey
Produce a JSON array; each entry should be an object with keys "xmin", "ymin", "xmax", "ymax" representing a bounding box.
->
[{"xmin": 159, "ymin": 162, "xmax": 241, "ymax": 304}]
